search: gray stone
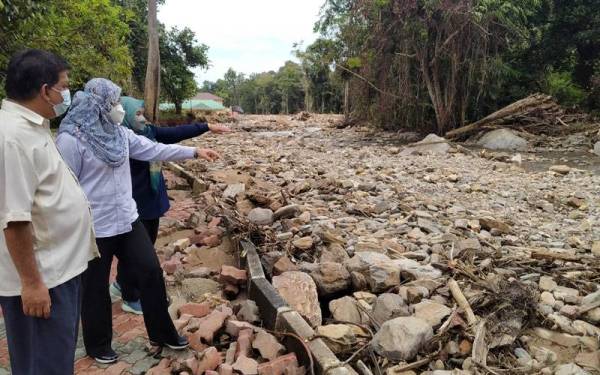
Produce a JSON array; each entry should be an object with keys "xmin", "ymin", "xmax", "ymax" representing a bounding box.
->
[
  {"xmin": 539, "ymin": 276, "xmax": 557, "ymax": 291},
  {"xmin": 477, "ymin": 129, "xmax": 528, "ymax": 151},
  {"xmin": 273, "ymin": 204, "xmax": 301, "ymax": 220},
  {"xmin": 248, "ymin": 208, "xmax": 274, "ymax": 225},
  {"xmin": 594, "ymin": 141, "xmax": 600, "ymax": 157},
  {"xmin": 413, "ymin": 300, "xmax": 452, "ymax": 327},
  {"xmin": 372, "ymin": 293, "xmax": 410, "ymax": 324},
  {"xmin": 554, "ymin": 363, "xmax": 590, "ymax": 375},
  {"xmin": 366, "ymin": 263, "xmax": 400, "ymax": 293},
  {"xmin": 181, "ymin": 278, "xmax": 221, "ymax": 300},
  {"xmin": 329, "ymin": 296, "xmax": 368, "ymax": 325},
  {"xmin": 393, "ymin": 258, "xmax": 442, "ymax": 280},
  {"xmin": 236, "ymin": 300, "xmax": 260, "ymax": 324},
  {"xmin": 401, "ymin": 134, "xmax": 450, "ymax": 155},
  {"xmin": 345, "ymin": 252, "xmax": 391, "ymax": 272},
  {"xmin": 371, "ymin": 317, "xmax": 434, "ymax": 361},
  {"xmin": 223, "ymin": 183, "xmax": 245, "ymax": 200}
]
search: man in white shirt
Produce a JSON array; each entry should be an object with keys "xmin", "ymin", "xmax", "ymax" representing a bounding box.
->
[{"xmin": 0, "ymin": 49, "xmax": 98, "ymax": 375}]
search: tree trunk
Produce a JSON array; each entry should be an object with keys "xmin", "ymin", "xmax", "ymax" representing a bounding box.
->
[
  {"xmin": 175, "ymin": 101, "xmax": 182, "ymax": 115},
  {"xmin": 344, "ymin": 80, "xmax": 349, "ymax": 118},
  {"xmin": 144, "ymin": 0, "xmax": 160, "ymax": 123}
]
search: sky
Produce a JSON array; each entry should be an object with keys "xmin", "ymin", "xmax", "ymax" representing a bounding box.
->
[{"xmin": 158, "ymin": 0, "xmax": 324, "ymax": 84}]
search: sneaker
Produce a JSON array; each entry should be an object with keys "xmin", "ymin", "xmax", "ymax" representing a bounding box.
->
[
  {"xmin": 92, "ymin": 349, "xmax": 118, "ymax": 364},
  {"xmin": 121, "ymin": 300, "xmax": 143, "ymax": 315},
  {"xmin": 109, "ymin": 282, "xmax": 122, "ymax": 299},
  {"xmin": 151, "ymin": 335, "xmax": 189, "ymax": 350}
]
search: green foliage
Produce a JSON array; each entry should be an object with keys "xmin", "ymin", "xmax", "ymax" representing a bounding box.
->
[
  {"xmin": 541, "ymin": 70, "xmax": 586, "ymax": 106},
  {"xmin": 1, "ymin": 0, "xmax": 133, "ymax": 95},
  {"xmin": 159, "ymin": 26, "xmax": 209, "ymax": 113}
]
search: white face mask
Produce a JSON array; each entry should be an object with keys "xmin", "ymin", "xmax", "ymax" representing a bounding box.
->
[
  {"xmin": 50, "ymin": 88, "xmax": 71, "ymax": 117},
  {"xmin": 109, "ymin": 104, "xmax": 126, "ymax": 125}
]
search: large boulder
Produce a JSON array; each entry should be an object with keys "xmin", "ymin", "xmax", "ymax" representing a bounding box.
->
[
  {"xmin": 371, "ymin": 317, "xmax": 434, "ymax": 361},
  {"xmin": 477, "ymin": 129, "xmax": 528, "ymax": 151},
  {"xmin": 272, "ymin": 271, "xmax": 322, "ymax": 327}
]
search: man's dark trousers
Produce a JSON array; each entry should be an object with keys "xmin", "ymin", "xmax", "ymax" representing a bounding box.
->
[{"xmin": 0, "ymin": 275, "xmax": 81, "ymax": 375}]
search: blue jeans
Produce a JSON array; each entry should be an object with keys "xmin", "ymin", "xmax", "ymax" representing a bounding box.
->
[{"xmin": 0, "ymin": 275, "xmax": 81, "ymax": 375}]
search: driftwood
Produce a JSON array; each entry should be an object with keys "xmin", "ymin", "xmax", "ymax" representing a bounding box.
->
[
  {"xmin": 446, "ymin": 93, "xmax": 590, "ymax": 140},
  {"xmin": 448, "ymin": 278, "xmax": 478, "ymax": 326},
  {"xmin": 530, "ymin": 249, "xmax": 580, "ymax": 262}
]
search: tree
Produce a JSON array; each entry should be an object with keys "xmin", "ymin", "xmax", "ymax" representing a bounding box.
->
[
  {"xmin": 144, "ymin": 0, "xmax": 160, "ymax": 122},
  {"xmin": 0, "ymin": 0, "xmax": 133, "ymax": 97},
  {"xmin": 316, "ymin": 0, "xmax": 543, "ymax": 133},
  {"xmin": 160, "ymin": 27, "xmax": 209, "ymax": 114},
  {"xmin": 275, "ymin": 61, "xmax": 305, "ymax": 114}
]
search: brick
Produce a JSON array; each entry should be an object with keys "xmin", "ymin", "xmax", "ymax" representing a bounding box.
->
[
  {"xmin": 75, "ymin": 357, "xmax": 96, "ymax": 372},
  {"xmin": 195, "ymin": 347, "xmax": 224, "ymax": 374},
  {"xmin": 179, "ymin": 302, "xmax": 212, "ymax": 318},
  {"xmin": 225, "ymin": 319, "xmax": 256, "ymax": 337},
  {"xmin": 233, "ymin": 355, "xmax": 259, "ymax": 375},
  {"xmin": 195, "ymin": 309, "xmax": 231, "ymax": 343},
  {"xmin": 208, "ymin": 217, "xmax": 222, "ymax": 228},
  {"xmin": 257, "ymin": 353, "xmax": 299, "ymax": 375},
  {"xmin": 220, "ymin": 265, "xmax": 248, "ymax": 285},
  {"xmin": 162, "ymin": 258, "xmax": 182, "ymax": 275},
  {"xmin": 206, "ymin": 371, "xmax": 219, "ymax": 375},
  {"xmin": 236, "ymin": 329, "xmax": 254, "ymax": 358},
  {"xmin": 252, "ymin": 330, "xmax": 285, "ymax": 361}
]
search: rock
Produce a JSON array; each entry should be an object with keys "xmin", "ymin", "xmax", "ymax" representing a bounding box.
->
[
  {"xmin": 592, "ymin": 241, "xmax": 600, "ymax": 256},
  {"xmin": 532, "ymin": 346, "xmax": 557, "ymax": 364},
  {"xmin": 371, "ymin": 317, "xmax": 434, "ymax": 361},
  {"xmin": 223, "ymin": 183, "xmax": 245, "ymax": 201},
  {"xmin": 580, "ymin": 290, "xmax": 600, "ymax": 312},
  {"xmin": 225, "ymin": 320, "xmax": 255, "ymax": 337},
  {"xmin": 179, "ymin": 302, "xmax": 212, "ymax": 318},
  {"xmin": 272, "ymin": 271, "xmax": 322, "ymax": 327},
  {"xmin": 194, "ymin": 309, "xmax": 231, "ymax": 343},
  {"xmin": 173, "ymin": 238, "xmax": 191, "ymax": 252},
  {"xmin": 366, "ymin": 263, "xmax": 401, "ymax": 293},
  {"xmin": 273, "ymin": 205, "xmax": 301, "ymax": 220},
  {"xmin": 575, "ymin": 351, "xmax": 600, "ymax": 371},
  {"xmin": 345, "ymin": 251, "xmax": 392, "ymax": 272},
  {"xmin": 413, "ymin": 300, "xmax": 452, "ymax": 327},
  {"xmin": 594, "ymin": 141, "xmax": 600, "ymax": 157},
  {"xmin": 393, "ymin": 258, "xmax": 442, "ymax": 280},
  {"xmin": 329, "ymin": 296, "xmax": 368, "ymax": 325},
  {"xmin": 272, "ymin": 256, "xmax": 299, "ymax": 275},
  {"xmin": 320, "ymin": 243, "xmax": 350, "ymax": 263},
  {"xmin": 248, "ymin": 208, "xmax": 274, "ymax": 226},
  {"xmin": 236, "ymin": 300, "xmax": 260, "ymax": 324},
  {"xmin": 479, "ymin": 217, "xmax": 511, "ymax": 234},
  {"xmin": 553, "ymin": 286, "xmax": 579, "ymax": 301},
  {"xmin": 252, "ymin": 330, "xmax": 285, "ymax": 361},
  {"xmin": 354, "ymin": 291, "xmax": 377, "ymax": 304},
  {"xmin": 310, "ymin": 262, "xmax": 351, "ymax": 297},
  {"xmin": 540, "ymin": 292, "xmax": 556, "ymax": 306},
  {"xmin": 539, "ymin": 276, "xmax": 557, "ymax": 291},
  {"xmin": 316, "ymin": 324, "xmax": 358, "ymax": 353},
  {"xmin": 554, "ymin": 363, "xmax": 590, "ymax": 375},
  {"xmin": 257, "ymin": 353, "xmax": 301, "ymax": 375},
  {"xmin": 402, "ymin": 134, "xmax": 450, "ymax": 155},
  {"xmin": 550, "ymin": 165, "xmax": 572, "ymax": 175},
  {"xmin": 220, "ymin": 265, "xmax": 247, "ymax": 285},
  {"xmin": 456, "ymin": 238, "xmax": 481, "ymax": 254},
  {"xmin": 586, "ymin": 307, "xmax": 600, "ymax": 324},
  {"xmin": 532, "ymin": 328, "xmax": 580, "ymax": 347},
  {"xmin": 232, "ymin": 355, "xmax": 258, "ymax": 375},
  {"xmin": 372, "ymin": 293, "xmax": 410, "ymax": 324},
  {"xmin": 477, "ymin": 129, "xmax": 528, "ymax": 151},
  {"xmin": 181, "ymin": 278, "xmax": 221, "ymax": 300},
  {"xmin": 292, "ymin": 236, "xmax": 313, "ymax": 250}
]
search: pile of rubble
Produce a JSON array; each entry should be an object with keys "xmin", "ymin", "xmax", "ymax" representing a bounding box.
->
[{"xmin": 154, "ymin": 113, "xmax": 599, "ymax": 374}]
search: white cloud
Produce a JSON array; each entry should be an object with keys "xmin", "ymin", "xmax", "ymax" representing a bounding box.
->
[{"xmin": 158, "ymin": 0, "xmax": 324, "ymax": 82}]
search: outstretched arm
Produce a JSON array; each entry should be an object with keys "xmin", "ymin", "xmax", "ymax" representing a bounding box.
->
[
  {"xmin": 152, "ymin": 123, "xmax": 209, "ymax": 144},
  {"xmin": 127, "ymin": 128, "xmax": 220, "ymax": 162}
]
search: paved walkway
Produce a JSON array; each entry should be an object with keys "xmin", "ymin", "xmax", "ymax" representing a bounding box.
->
[{"xmin": 0, "ymin": 259, "xmax": 175, "ymax": 375}]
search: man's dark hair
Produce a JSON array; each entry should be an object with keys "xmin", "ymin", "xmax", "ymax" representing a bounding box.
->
[{"xmin": 5, "ymin": 49, "xmax": 70, "ymax": 101}]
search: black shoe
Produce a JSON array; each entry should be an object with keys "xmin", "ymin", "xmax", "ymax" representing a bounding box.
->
[
  {"xmin": 92, "ymin": 348, "xmax": 118, "ymax": 364},
  {"xmin": 150, "ymin": 335, "xmax": 189, "ymax": 350}
]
